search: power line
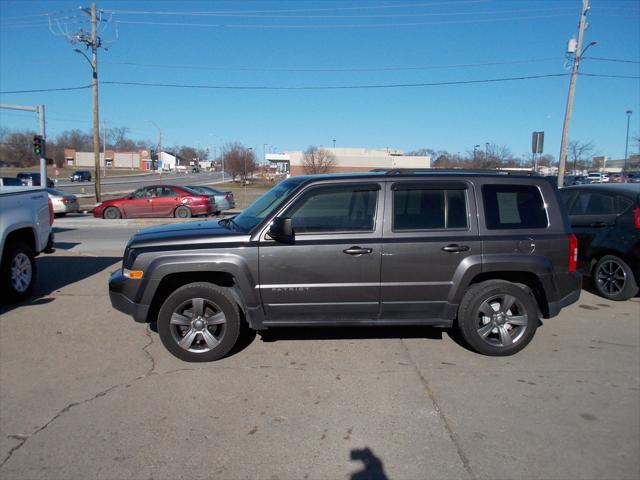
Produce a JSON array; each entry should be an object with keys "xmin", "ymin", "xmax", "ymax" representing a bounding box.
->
[
  {"xmin": 584, "ymin": 56, "xmax": 640, "ymax": 64},
  {"xmin": 0, "ymin": 85, "xmax": 92, "ymax": 95},
  {"xmin": 580, "ymin": 72, "xmax": 640, "ymax": 79},
  {"xmin": 103, "ymin": 1, "xmax": 489, "ymax": 16},
  {"xmin": 102, "ymin": 74, "xmax": 572, "ymax": 91},
  {"xmin": 103, "ymin": 6, "xmax": 578, "ymax": 19},
  {"xmin": 113, "ymin": 13, "xmax": 576, "ymax": 29},
  {"xmin": 102, "ymin": 56, "xmax": 563, "ymax": 73}
]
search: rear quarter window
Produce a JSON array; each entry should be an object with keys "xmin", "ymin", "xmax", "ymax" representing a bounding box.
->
[{"xmin": 482, "ymin": 184, "xmax": 548, "ymax": 230}]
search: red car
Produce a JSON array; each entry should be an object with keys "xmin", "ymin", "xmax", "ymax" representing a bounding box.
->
[{"xmin": 93, "ymin": 185, "xmax": 214, "ymax": 219}]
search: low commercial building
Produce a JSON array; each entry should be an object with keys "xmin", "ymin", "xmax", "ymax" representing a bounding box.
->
[{"xmin": 266, "ymin": 147, "xmax": 431, "ymax": 176}]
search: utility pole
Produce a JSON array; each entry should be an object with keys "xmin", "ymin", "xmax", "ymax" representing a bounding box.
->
[
  {"xmin": 624, "ymin": 110, "xmax": 632, "ymax": 172},
  {"xmin": 102, "ymin": 119, "xmax": 107, "ymax": 177},
  {"xmin": 558, "ymin": 0, "xmax": 595, "ymax": 189}
]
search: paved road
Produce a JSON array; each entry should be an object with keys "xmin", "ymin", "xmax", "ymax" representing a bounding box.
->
[
  {"xmin": 1, "ymin": 224, "xmax": 639, "ymax": 480},
  {"xmin": 54, "ymin": 171, "xmax": 226, "ymax": 195}
]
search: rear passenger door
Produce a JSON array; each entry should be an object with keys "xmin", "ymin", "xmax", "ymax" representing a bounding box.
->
[
  {"xmin": 380, "ymin": 181, "xmax": 481, "ymax": 322},
  {"xmin": 153, "ymin": 186, "xmax": 181, "ymax": 217}
]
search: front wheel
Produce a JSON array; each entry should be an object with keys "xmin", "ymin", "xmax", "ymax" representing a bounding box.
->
[
  {"xmin": 1, "ymin": 242, "xmax": 37, "ymax": 303},
  {"xmin": 457, "ymin": 280, "xmax": 539, "ymax": 356},
  {"xmin": 103, "ymin": 207, "xmax": 121, "ymax": 220},
  {"xmin": 594, "ymin": 255, "xmax": 639, "ymax": 301},
  {"xmin": 157, "ymin": 283, "xmax": 241, "ymax": 362}
]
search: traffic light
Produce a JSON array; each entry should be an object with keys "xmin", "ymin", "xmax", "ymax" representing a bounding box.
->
[{"xmin": 33, "ymin": 135, "xmax": 45, "ymax": 157}]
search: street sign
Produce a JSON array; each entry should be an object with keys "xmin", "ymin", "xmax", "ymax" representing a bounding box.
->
[{"xmin": 532, "ymin": 131, "xmax": 544, "ymax": 154}]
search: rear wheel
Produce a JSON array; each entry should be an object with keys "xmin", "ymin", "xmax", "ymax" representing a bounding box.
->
[
  {"xmin": 457, "ymin": 280, "xmax": 539, "ymax": 356},
  {"xmin": 103, "ymin": 207, "xmax": 121, "ymax": 220},
  {"xmin": 157, "ymin": 283, "xmax": 240, "ymax": 362},
  {"xmin": 1, "ymin": 242, "xmax": 37, "ymax": 303},
  {"xmin": 174, "ymin": 206, "xmax": 191, "ymax": 218},
  {"xmin": 594, "ymin": 255, "xmax": 638, "ymax": 301}
]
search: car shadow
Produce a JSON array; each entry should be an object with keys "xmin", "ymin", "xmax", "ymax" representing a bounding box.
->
[
  {"xmin": 350, "ymin": 447, "xmax": 389, "ymax": 480},
  {"xmin": 0, "ymin": 255, "xmax": 121, "ymax": 314},
  {"xmin": 258, "ymin": 325, "xmax": 444, "ymax": 342}
]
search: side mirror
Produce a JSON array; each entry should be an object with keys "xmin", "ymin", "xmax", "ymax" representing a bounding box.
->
[{"xmin": 268, "ymin": 217, "xmax": 294, "ymax": 244}]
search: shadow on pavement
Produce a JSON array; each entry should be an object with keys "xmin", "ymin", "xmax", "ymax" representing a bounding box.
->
[
  {"xmin": 259, "ymin": 325, "xmax": 444, "ymax": 342},
  {"xmin": 0, "ymin": 255, "xmax": 120, "ymax": 315},
  {"xmin": 53, "ymin": 242, "xmax": 82, "ymax": 250},
  {"xmin": 350, "ymin": 447, "xmax": 389, "ymax": 480},
  {"xmin": 52, "ymin": 227, "xmax": 77, "ymax": 233}
]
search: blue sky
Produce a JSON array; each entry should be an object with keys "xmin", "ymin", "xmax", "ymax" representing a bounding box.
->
[{"xmin": 1, "ymin": 0, "xmax": 638, "ymax": 161}]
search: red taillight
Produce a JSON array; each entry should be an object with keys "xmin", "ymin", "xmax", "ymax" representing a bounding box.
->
[
  {"xmin": 48, "ymin": 198, "xmax": 54, "ymax": 225},
  {"xmin": 633, "ymin": 207, "xmax": 640, "ymax": 229},
  {"xmin": 568, "ymin": 233, "xmax": 578, "ymax": 272}
]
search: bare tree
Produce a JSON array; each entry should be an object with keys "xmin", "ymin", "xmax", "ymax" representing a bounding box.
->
[
  {"xmin": 0, "ymin": 129, "xmax": 38, "ymax": 167},
  {"xmin": 108, "ymin": 126, "xmax": 137, "ymax": 151},
  {"xmin": 569, "ymin": 140, "xmax": 595, "ymax": 171},
  {"xmin": 221, "ymin": 142, "xmax": 256, "ymax": 182},
  {"xmin": 303, "ymin": 146, "xmax": 336, "ymax": 174}
]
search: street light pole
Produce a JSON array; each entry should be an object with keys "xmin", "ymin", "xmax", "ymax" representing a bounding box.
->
[
  {"xmin": 624, "ymin": 110, "xmax": 632, "ymax": 173},
  {"xmin": 473, "ymin": 145, "xmax": 480, "ymax": 163}
]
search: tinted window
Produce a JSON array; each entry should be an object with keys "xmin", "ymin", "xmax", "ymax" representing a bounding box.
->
[
  {"xmin": 393, "ymin": 188, "xmax": 467, "ymax": 230},
  {"xmin": 483, "ymin": 185, "xmax": 548, "ymax": 229},
  {"xmin": 289, "ymin": 186, "xmax": 377, "ymax": 233},
  {"xmin": 617, "ymin": 196, "xmax": 634, "ymax": 214},
  {"xmin": 157, "ymin": 187, "xmax": 178, "ymax": 197},
  {"xmin": 570, "ymin": 192, "xmax": 615, "ymax": 215}
]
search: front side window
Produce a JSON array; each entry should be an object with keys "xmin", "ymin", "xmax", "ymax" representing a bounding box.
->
[
  {"xmin": 483, "ymin": 185, "xmax": 548, "ymax": 229},
  {"xmin": 132, "ymin": 187, "xmax": 153, "ymax": 199},
  {"xmin": 288, "ymin": 186, "xmax": 378, "ymax": 234},
  {"xmin": 393, "ymin": 188, "xmax": 468, "ymax": 230}
]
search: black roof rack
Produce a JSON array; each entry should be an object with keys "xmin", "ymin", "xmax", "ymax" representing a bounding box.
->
[{"xmin": 369, "ymin": 168, "xmax": 541, "ymax": 176}]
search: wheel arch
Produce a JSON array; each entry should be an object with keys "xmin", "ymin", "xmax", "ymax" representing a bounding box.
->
[{"xmin": 3, "ymin": 227, "xmax": 36, "ymax": 257}]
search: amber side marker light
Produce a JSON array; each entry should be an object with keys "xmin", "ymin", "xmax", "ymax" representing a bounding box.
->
[{"xmin": 123, "ymin": 269, "xmax": 144, "ymax": 279}]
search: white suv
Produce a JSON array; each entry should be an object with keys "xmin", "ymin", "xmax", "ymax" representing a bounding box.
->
[{"xmin": 587, "ymin": 172, "xmax": 610, "ymax": 183}]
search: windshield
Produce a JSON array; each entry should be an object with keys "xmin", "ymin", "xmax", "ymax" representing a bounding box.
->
[{"xmin": 231, "ymin": 178, "xmax": 306, "ymax": 231}]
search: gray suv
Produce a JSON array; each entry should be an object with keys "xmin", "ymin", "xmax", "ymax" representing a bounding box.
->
[{"xmin": 109, "ymin": 171, "xmax": 581, "ymax": 361}]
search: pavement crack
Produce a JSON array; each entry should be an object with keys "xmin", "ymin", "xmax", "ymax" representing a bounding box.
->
[
  {"xmin": 400, "ymin": 339, "xmax": 476, "ymax": 480},
  {"xmin": 0, "ymin": 384, "xmax": 122, "ymax": 469},
  {"xmin": 142, "ymin": 325, "xmax": 157, "ymax": 377}
]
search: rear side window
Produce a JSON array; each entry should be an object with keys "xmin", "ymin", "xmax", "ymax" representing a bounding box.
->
[
  {"xmin": 570, "ymin": 192, "xmax": 615, "ymax": 215},
  {"xmin": 483, "ymin": 185, "xmax": 548, "ymax": 229},
  {"xmin": 393, "ymin": 188, "xmax": 468, "ymax": 230}
]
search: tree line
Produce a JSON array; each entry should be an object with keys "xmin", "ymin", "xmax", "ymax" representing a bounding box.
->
[{"xmin": 0, "ymin": 126, "xmax": 210, "ymax": 169}]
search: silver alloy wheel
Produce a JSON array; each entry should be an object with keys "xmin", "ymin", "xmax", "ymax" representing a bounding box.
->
[
  {"xmin": 169, "ymin": 297, "xmax": 227, "ymax": 353},
  {"xmin": 475, "ymin": 294, "xmax": 528, "ymax": 347},
  {"xmin": 10, "ymin": 253, "xmax": 32, "ymax": 293},
  {"xmin": 596, "ymin": 259, "xmax": 627, "ymax": 296}
]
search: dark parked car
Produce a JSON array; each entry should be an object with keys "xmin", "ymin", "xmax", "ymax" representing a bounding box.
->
[
  {"xmin": 186, "ymin": 185, "xmax": 235, "ymax": 214},
  {"xmin": 16, "ymin": 172, "xmax": 54, "ymax": 188},
  {"xmin": 70, "ymin": 170, "xmax": 92, "ymax": 182},
  {"xmin": 110, "ymin": 171, "xmax": 581, "ymax": 361},
  {"xmin": 628, "ymin": 173, "xmax": 640, "ymax": 183},
  {"xmin": 564, "ymin": 175, "xmax": 590, "ymax": 186},
  {"xmin": 561, "ymin": 184, "xmax": 640, "ymax": 300},
  {"xmin": 93, "ymin": 185, "xmax": 214, "ymax": 219}
]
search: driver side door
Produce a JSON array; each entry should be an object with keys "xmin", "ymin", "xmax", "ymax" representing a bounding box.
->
[
  {"xmin": 258, "ymin": 183, "xmax": 384, "ymax": 324},
  {"xmin": 122, "ymin": 187, "xmax": 155, "ymax": 217}
]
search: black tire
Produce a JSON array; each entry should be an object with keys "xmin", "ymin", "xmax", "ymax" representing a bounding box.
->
[
  {"xmin": 1, "ymin": 241, "xmax": 37, "ymax": 303},
  {"xmin": 174, "ymin": 205, "xmax": 191, "ymax": 218},
  {"xmin": 103, "ymin": 206, "xmax": 121, "ymax": 220},
  {"xmin": 214, "ymin": 210, "xmax": 221, "ymax": 216},
  {"xmin": 593, "ymin": 255, "xmax": 639, "ymax": 301},
  {"xmin": 457, "ymin": 280, "xmax": 539, "ymax": 356},
  {"xmin": 157, "ymin": 282, "xmax": 241, "ymax": 362}
]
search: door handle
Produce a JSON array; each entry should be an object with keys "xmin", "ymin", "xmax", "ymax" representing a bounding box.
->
[
  {"xmin": 343, "ymin": 246, "xmax": 373, "ymax": 255},
  {"xmin": 441, "ymin": 244, "xmax": 470, "ymax": 253}
]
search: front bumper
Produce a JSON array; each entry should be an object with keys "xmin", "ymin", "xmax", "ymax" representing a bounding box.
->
[{"xmin": 109, "ymin": 269, "xmax": 149, "ymax": 322}]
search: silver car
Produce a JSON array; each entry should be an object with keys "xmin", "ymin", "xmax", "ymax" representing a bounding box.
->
[
  {"xmin": 186, "ymin": 185, "xmax": 235, "ymax": 215},
  {"xmin": 46, "ymin": 188, "xmax": 80, "ymax": 216}
]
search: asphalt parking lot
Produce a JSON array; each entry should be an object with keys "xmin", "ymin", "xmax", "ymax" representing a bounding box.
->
[{"xmin": 0, "ymin": 219, "xmax": 639, "ymax": 480}]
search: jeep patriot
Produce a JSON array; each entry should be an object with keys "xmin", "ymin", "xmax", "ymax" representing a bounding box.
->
[{"xmin": 109, "ymin": 171, "xmax": 581, "ymax": 361}]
